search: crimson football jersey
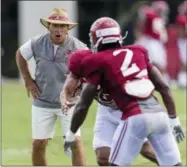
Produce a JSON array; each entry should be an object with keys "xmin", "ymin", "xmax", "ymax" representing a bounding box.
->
[
  {"xmin": 69, "ymin": 45, "xmax": 162, "ymax": 119},
  {"xmin": 69, "ymin": 49, "xmax": 118, "ymax": 109},
  {"xmin": 143, "ymin": 8, "xmax": 168, "ymax": 42}
]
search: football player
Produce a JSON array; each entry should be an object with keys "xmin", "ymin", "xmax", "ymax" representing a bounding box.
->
[
  {"xmin": 135, "ymin": 7, "xmax": 168, "ymax": 75},
  {"xmin": 61, "ymin": 52, "xmax": 159, "ymax": 166},
  {"xmin": 176, "ymin": 15, "xmax": 187, "ymax": 88},
  {"xmin": 164, "ymin": 1, "xmax": 187, "ymax": 88},
  {"xmin": 64, "ymin": 17, "xmax": 184, "ymax": 166},
  {"xmin": 151, "ymin": 0, "xmax": 170, "ymax": 24}
]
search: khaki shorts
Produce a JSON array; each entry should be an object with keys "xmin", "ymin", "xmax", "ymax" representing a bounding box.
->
[{"xmin": 32, "ymin": 105, "xmax": 81, "ymax": 139}]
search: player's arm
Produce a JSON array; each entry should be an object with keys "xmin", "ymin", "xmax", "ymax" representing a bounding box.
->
[
  {"xmin": 64, "ymin": 72, "xmax": 100, "ymax": 153},
  {"xmin": 70, "ymin": 83, "xmax": 97, "ymax": 133},
  {"xmin": 149, "ymin": 66, "xmax": 176, "ymax": 117},
  {"xmin": 149, "ymin": 66, "xmax": 184, "ymax": 143},
  {"xmin": 68, "ymin": 73, "xmax": 100, "ymax": 133},
  {"xmin": 143, "ymin": 47, "xmax": 176, "ymax": 117},
  {"xmin": 64, "ymin": 82, "xmax": 97, "ymax": 153},
  {"xmin": 70, "ymin": 70, "xmax": 101, "ymax": 133}
]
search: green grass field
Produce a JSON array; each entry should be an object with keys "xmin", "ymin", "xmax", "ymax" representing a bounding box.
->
[{"xmin": 2, "ymin": 82, "xmax": 187, "ymax": 166}]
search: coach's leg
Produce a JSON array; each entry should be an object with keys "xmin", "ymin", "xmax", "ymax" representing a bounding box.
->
[
  {"xmin": 32, "ymin": 139, "xmax": 48, "ymax": 166},
  {"xmin": 71, "ymin": 135, "xmax": 86, "ymax": 166},
  {"xmin": 59, "ymin": 107, "xmax": 86, "ymax": 166},
  {"xmin": 32, "ymin": 105, "xmax": 57, "ymax": 166},
  {"xmin": 140, "ymin": 140, "xmax": 159, "ymax": 165}
]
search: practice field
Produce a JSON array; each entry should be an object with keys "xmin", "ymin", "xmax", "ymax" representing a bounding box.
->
[{"xmin": 2, "ymin": 82, "xmax": 187, "ymax": 165}]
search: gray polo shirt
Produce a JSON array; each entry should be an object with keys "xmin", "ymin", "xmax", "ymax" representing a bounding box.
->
[{"xmin": 20, "ymin": 33, "xmax": 87, "ymax": 108}]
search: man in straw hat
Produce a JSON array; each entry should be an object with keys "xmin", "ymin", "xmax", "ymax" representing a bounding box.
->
[{"xmin": 16, "ymin": 8, "xmax": 87, "ymax": 166}]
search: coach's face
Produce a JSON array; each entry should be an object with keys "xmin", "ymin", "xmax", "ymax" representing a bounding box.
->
[{"xmin": 48, "ymin": 23, "xmax": 69, "ymax": 45}]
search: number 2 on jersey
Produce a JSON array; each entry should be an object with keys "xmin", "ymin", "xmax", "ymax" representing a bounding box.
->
[{"xmin": 113, "ymin": 49, "xmax": 140, "ymax": 77}]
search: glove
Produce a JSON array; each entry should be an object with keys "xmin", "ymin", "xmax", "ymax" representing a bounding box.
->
[
  {"xmin": 169, "ymin": 116, "xmax": 185, "ymax": 143},
  {"xmin": 64, "ymin": 131, "xmax": 76, "ymax": 157}
]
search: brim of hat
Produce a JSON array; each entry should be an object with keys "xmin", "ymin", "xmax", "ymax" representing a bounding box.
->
[{"xmin": 40, "ymin": 18, "xmax": 78, "ymax": 30}]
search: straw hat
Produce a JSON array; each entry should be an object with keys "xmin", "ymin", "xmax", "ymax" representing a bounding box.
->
[{"xmin": 40, "ymin": 8, "xmax": 78, "ymax": 30}]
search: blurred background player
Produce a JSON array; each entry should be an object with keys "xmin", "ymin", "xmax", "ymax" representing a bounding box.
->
[
  {"xmin": 16, "ymin": 8, "xmax": 86, "ymax": 166},
  {"xmin": 134, "ymin": 1, "xmax": 169, "ymax": 40},
  {"xmin": 170, "ymin": 0, "xmax": 187, "ymax": 88},
  {"xmin": 134, "ymin": 3, "xmax": 169, "ymax": 84},
  {"xmin": 152, "ymin": 0, "xmax": 187, "ymax": 88},
  {"xmin": 175, "ymin": 15, "xmax": 187, "ymax": 88},
  {"xmin": 151, "ymin": 0, "xmax": 170, "ymax": 24},
  {"xmin": 166, "ymin": 13, "xmax": 187, "ymax": 89}
]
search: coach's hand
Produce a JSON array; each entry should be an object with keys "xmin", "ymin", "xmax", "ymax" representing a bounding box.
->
[
  {"xmin": 25, "ymin": 78, "xmax": 40, "ymax": 99},
  {"xmin": 64, "ymin": 131, "xmax": 76, "ymax": 157},
  {"xmin": 62, "ymin": 100, "xmax": 75, "ymax": 110},
  {"xmin": 61, "ymin": 95, "xmax": 79, "ymax": 115},
  {"xmin": 169, "ymin": 116, "xmax": 185, "ymax": 143},
  {"xmin": 60, "ymin": 90, "xmax": 75, "ymax": 114}
]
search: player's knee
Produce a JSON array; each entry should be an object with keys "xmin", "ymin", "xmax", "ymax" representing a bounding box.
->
[
  {"xmin": 140, "ymin": 141, "xmax": 158, "ymax": 165},
  {"xmin": 95, "ymin": 147, "xmax": 110, "ymax": 166},
  {"xmin": 32, "ymin": 139, "xmax": 48, "ymax": 150},
  {"xmin": 140, "ymin": 141, "xmax": 153, "ymax": 155},
  {"xmin": 97, "ymin": 155, "xmax": 109, "ymax": 166}
]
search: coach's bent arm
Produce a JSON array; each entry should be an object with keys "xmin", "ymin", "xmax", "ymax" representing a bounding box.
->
[{"xmin": 16, "ymin": 50, "xmax": 32, "ymax": 81}]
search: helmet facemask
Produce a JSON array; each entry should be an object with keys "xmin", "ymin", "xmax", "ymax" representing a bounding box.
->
[{"xmin": 89, "ymin": 33, "xmax": 104, "ymax": 53}]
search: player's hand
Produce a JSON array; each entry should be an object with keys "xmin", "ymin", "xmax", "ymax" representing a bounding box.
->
[
  {"xmin": 169, "ymin": 116, "xmax": 185, "ymax": 143},
  {"xmin": 64, "ymin": 131, "xmax": 76, "ymax": 157},
  {"xmin": 25, "ymin": 78, "xmax": 40, "ymax": 99}
]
